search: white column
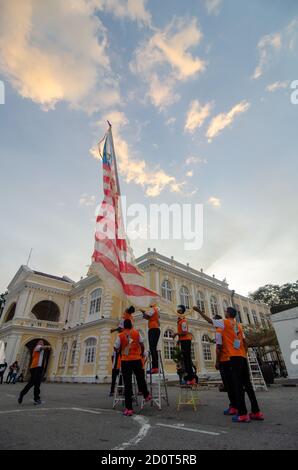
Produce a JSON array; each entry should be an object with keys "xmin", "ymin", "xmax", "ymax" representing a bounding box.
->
[
  {"xmin": 155, "ymin": 270, "xmax": 160, "ymax": 294},
  {"xmin": 51, "ymin": 338, "xmax": 62, "ymax": 382},
  {"xmin": 5, "ymin": 333, "xmax": 22, "ymax": 365},
  {"xmin": 96, "ymin": 327, "xmax": 111, "ymax": 382},
  {"xmin": 23, "ymin": 290, "xmax": 35, "ymax": 318},
  {"xmin": 14, "ymin": 290, "xmax": 30, "ymax": 319},
  {"xmin": 102, "ymin": 292, "xmax": 113, "ymax": 318},
  {"xmin": 197, "ymin": 331, "xmax": 207, "ymax": 375}
]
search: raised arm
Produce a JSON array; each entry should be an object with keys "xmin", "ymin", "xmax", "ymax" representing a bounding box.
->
[{"xmin": 193, "ymin": 306, "xmax": 213, "ymax": 325}]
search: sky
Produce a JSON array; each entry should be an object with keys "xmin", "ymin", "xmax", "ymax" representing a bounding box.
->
[{"xmin": 0, "ymin": 0, "xmax": 297, "ymax": 296}]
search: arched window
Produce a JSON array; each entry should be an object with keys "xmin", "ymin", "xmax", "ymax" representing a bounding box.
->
[
  {"xmin": 235, "ymin": 304, "xmax": 242, "ymax": 323},
  {"xmin": 210, "ymin": 296, "xmax": 218, "ymax": 316},
  {"xmin": 179, "ymin": 286, "xmax": 190, "ymax": 309},
  {"xmin": 32, "ymin": 300, "xmax": 60, "ymax": 322},
  {"xmin": 252, "ymin": 309, "xmax": 258, "ymax": 326},
  {"xmin": 89, "ymin": 289, "xmax": 102, "ymax": 316},
  {"xmin": 243, "ymin": 306, "xmax": 251, "ymax": 325},
  {"xmin": 222, "ymin": 299, "xmax": 229, "ymax": 313},
  {"xmin": 196, "ymin": 291, "xmax": 205, "ymax": 313},
  {"xmin": 70, "ymin": 341, "xmax": 77, "ymax": 365},
  {"xmin": 60, "ymin": 343, "xmax": 68, "ymax": 367},
  {"xmin": 163, "ymin": 329, "xmax": 175, "ymax": 360},
  {"xmin": 4, "ymin": 303, "xmax": 16, "ymax": 323},
  {"xmin": 202, "ymin": 334, "xmax": 212, "ymax": 362},
  {"xmin": 161, "ymin": 280, "xmax": 173, "ymax": 302},
  {"xmin": 84, "ymin": 338, "xmax": 97, "ymax": 363}
]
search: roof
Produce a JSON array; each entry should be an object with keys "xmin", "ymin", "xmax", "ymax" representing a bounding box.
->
[
  {"xmin": 33, "ymin": 271, "xmax": 73, "ymax": 283},
  {"xmin": 270, "ymin": 303, "xmax": 298, "ymax": 315}
]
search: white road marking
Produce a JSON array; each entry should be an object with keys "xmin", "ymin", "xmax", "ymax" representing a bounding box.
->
[
  {"xmin": 113, "ymin": 415, "xmax": 151, "ymax": 450},
  {"xmin": 71, "ymin": 407, "xmax": 102, "ymax": 415},
  {"xmin": 0, "ymin": 407, "xmax": 71, "ymax": 414},
  {"xmin": 156, "ymin": 423, "xmax": 222, "ymax": 436}
]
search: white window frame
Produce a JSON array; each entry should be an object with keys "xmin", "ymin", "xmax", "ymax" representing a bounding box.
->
[
  {"xmin": 84, "ymin": 338, "xmax": 97, "ymax": 364},
  {"xmin": 210, "ymin": 296, "xmax": 219, "ymax": 316},
  {"xmin": 196, "ymin": 291, "xmax": 205, "ymax": 313},
  {"xmin": 89, "ymin": 289, "xmax": 102, "ymax": 316},
  {"xmin": 163, "ymin": 329, "xmax": 175, "ymax": 360},
  {"xmin": 70, "ymin": 340, "xmax": 77, "ymax": 365},
  {"xmin": 179, "ymin": 286, "xmax": 190, "ymax": 309},
  {"xmin": 202, "ymin": 334, "xmax": 212, "ymax": 362},
  {"xmin": 60, "ymin": 343, "xmax": 68, "ymax": 367},
  {"xmin": 161, "ymin": 280, "xmax": 173, "ymax": 302}
]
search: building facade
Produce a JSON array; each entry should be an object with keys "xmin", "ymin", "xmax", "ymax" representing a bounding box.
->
[{"xmin": 0, "ymin": 249, "xmax": 272, "ymax": 382}]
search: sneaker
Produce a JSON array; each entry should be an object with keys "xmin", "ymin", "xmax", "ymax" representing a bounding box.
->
[
  {"xmin": 249, "ymin": 411, "xmax": 264, "ymax": 421},
  {"xmin": 123, "ymin": 408, "xmax": 134, "ymax": 416},
  {"xmin": 186, "ymin": 379, "xmax": 196, "ymax": 386},
  {"xmin": 232, "ymin": 414, "xmax": 251, "ymax": 423},
  {"xmin": 224, "ymin": 407, "xmax": 238, "ymax": 416},
  {"xmin": 149, "ymin": 368, "xmax": 159, "ymax": 374},
  {"xmin": 145, "ymin": 393, "xmax": 152, "ymax": 402},
  {"xmin": 18, "ymin": 395, "xmax": 23, "ymax": 404},
  {"xmin": 34, "ymin": 399, "xmax": 42, "ymax": 405}
]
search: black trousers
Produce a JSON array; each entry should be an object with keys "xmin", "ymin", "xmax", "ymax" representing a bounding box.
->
[
  {"xmin": 230, "ymin": 356, "xmax": 260, "ymax": 415},
  {"xmin": 110, "ymin": 368, "xmax": 122, "ymax": 394},
  {"xmin": 20, "ymin": 367, "xmax": 43, "ymax": 401},
  {"xmin": 121, "ymin": 360, "xmax": 149, "ymax": 410},
  {"xmin": 6, "ymin": 371, "xmax": 12, "ymax": 383},
  {"xmin": 148, "ymin": 328, "xmax": 160, "ymax": 369},
  {"xmin": 219, "ymin": 361, "xmax": 237, "ymax": 409},
  {"xmin": 0, "ymin": 371, "xmax": 5, "ymax": 384},
  {"xmin": 180, "ymin": 340, "xmax": 194, "ymax": 381}
]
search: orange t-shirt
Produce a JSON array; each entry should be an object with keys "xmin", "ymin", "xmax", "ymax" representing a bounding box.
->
[
  {"xmin": 117, "ymin": 328, "xmax": 143, "ymax": 361},
  {"xmin": 213, "ymin": 318, "xmax": 246, "ymax": 359},
  {"xmin": 215, "ymin": 327, "xmax": 230, "ymax": 362},
  {"xmin": 147, "ymin": 307, "xmax": 160, "ymax": 330},
  {"xmin": 30, "ymin": 345, "xmax": 44, "ymax": 368},
  {"xmin": 177, "ymin": 317, "xmax": 192, "ymax": 341}
]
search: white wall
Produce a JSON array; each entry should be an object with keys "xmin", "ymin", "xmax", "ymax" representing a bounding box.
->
[{"xmin": 271, "ymin": 307, "xmax": 298, "ymax": 379}]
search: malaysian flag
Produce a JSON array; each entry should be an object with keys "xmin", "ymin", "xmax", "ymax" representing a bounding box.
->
[{"xmin": 90, "ymin": 123, "xmax": 159, "ymax": 308}]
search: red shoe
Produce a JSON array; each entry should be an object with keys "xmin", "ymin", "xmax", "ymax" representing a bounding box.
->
[
  {"xmin": 123, "ymin": 408, "xmax": 134, "ymax": 416},
  {"xmin": 249, "ymin": 411, "xmax": 264, "ymax": 421},
  {"xmin": 186, "ymin": 379, "xmax": 196, "ymax": 386},
  {"xmin": 224, "ymin": 407, "xmax": 238, "ymax": 416},
  {"xmin": 232, "ymin": 414, "xmax": 251, "ymax": 423},
  {"xmin": 149, "ymin": 368, "xmax": 159, "ymax": 374},
  {"xmin": 145, "ymin": 393, "xmax": 152, "ymax": 402}
]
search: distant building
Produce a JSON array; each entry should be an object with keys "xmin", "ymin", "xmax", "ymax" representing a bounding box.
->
[{"xmin": 0, "ymin": 250, "xmax": 273, "ymax": 382}]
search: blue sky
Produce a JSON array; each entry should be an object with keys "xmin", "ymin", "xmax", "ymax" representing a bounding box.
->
[{"xmin": 0, "ymin": 0, "xmax": 297, "ymax": 295}]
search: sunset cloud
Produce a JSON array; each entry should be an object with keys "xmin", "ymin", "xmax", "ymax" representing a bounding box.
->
[
  {"xmin": 184, "ymin": 100, "xmax": 212, "ymax": 133},
  {"xmin": 206, "ymin": 100, "xmax": 250, "ymax": 142}
]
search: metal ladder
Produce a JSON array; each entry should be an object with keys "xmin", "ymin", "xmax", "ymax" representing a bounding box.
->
[
  {"xmin": 112, "ymin": 370, "xmax": 139, "ymax": 409},
  {"xmin": 247, "ymin": 348, "xmax": 268, "ymax": 391},
  {"xmin": 141, "ymin": 350, "xmax": 169, "ymax": 410}
]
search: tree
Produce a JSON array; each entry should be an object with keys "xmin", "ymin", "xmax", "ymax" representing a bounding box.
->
[
  {"xmin": 0, "ymin": 291, "xmax": 7, "ymax": 316},
  {"xmin": 249, "ymin": 281, "xmax": 298, "ymax": 306}
]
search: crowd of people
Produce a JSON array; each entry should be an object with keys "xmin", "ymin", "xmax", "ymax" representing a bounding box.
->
[{"xmin": 1, "ymin": 303, "xmax": 265, "ymax": 423}]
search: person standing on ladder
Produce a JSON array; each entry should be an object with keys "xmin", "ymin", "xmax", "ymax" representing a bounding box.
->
[
  {"xmin": 193, "ymin": 305, "xmax": 264, "ymax": 423},
  {"xmin": 114, "ymin": 319, "xmax": 151, "ymax": 416},
  {"xmin": 140, "ymin": 304, "xmax": 160, "ymax": 374},
  {"xmin": 173, "ymin": 305, "xmax": 196, "ymax": 385}
]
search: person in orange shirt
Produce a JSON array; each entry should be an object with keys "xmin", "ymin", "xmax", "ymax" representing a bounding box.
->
[
  {"xmin": 173, "ymin": 305, "xmax": 196, "ymax": 385},
  {"xmin": 215, "ymin": 321, "xmax": 238, "ymax": 416},
  {"xmin": 114, "ymin": 319, "xmax": 151, "ymax": 416},
  {"xmin": 110, "ymin": 306, "xmax": 135, "ymax": 333},
  {"xmin": 18, "ymin": 340, "xmax": 51, "ymax": 405},
  {"xmin": 140, "ymin": 305, "xmax": 160, "ymax": 374},
  {"xmin": 193, "ymin": 305, "xmax": 264, "ymax": 423}
]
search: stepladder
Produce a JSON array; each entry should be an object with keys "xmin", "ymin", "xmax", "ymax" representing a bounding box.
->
[
  {"xmin": 112, "ymin": 369, "xmax": 139, "ymax": 409},
  {"xmin": 141, "ymin": 350, "xmax": 169, "ymax": 410},
  {"xmin": 247, "ymin": 348, "xmax": 268, "ymax": 392},
  {"xmin": 177, "ymin": 384, "xmax": 200, "ymax": 411}
]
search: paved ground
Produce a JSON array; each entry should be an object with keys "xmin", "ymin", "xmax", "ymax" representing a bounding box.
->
[{"xmin": 0, "ymin": 382, "xmax": 297, "ymax": 450}]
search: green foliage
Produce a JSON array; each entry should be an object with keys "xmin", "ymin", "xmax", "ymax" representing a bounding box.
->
[{"xmin": 249, "ymin": 281, "xmax": 298, "ymax": 306}]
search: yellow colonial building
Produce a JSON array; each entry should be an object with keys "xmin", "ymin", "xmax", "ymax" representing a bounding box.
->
[{"xmin": 0, "ymin": 249, "xmax": 272, "ymax": 382}]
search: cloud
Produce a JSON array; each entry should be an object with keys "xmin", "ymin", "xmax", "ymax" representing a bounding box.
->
[
  {"xmin": 206, "ymin": 100, "xmax": 250, "ymax": 142},
  {"xmin": 186, "ymin": 170, "xmax": 194, "ymax": 177},
  {"xmin": 186, "ymin": 156, "xmax": 207, "ymax": 165},
  {"xmin": 0, "ymin": 0, "xmax": 120, "ymax": 112},
  {"xmin": 130, "ymin": 17, "xmax": 206, "ymax": 110},
  {"xmin": 90, "ymin": 111, "xmax": 185, "ymax": 197},
  {"xmin": 205, "ymin": 0, "xmax": 223, "ymax": 15},
  {"xmin": 79, "ymin": 194, "xmax": 96, "ymax": 207},
  {"xmin": 266, "ymin": 81, "xmax": 289, "ymax": 92},
  {"xmin": 208, "ymin": 196, "xmax": 221, "ymax": 208},
  {"xmin": 184, "ymin": 99, "xmax": 213, "ymax": 133},
  {"xmin": 91, "ymin": 0, "xmax": 152, "ymax": 26},
  {"xmin": 253, "ymin": 33, "xmax": 282, "ymax": 79},
  {"xmin": 165, "ymin": 117, "xmax": 176, "ymax": 126}
]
